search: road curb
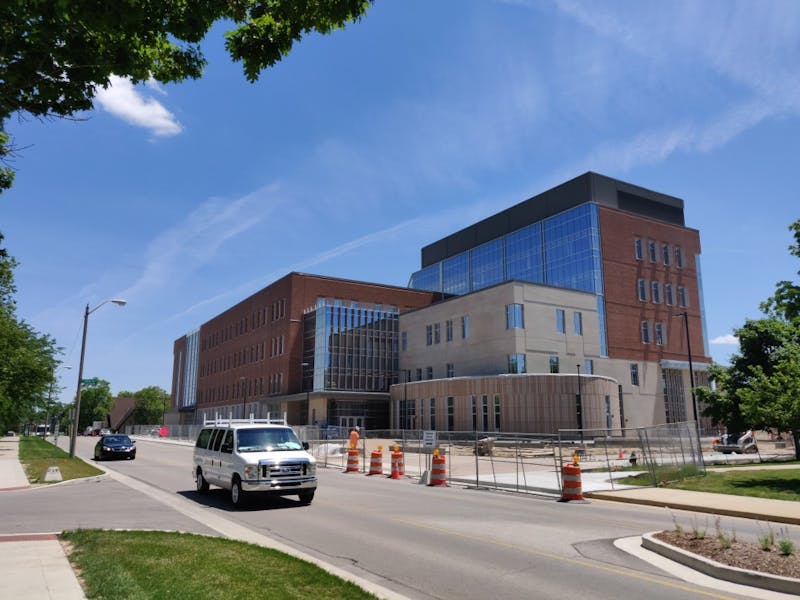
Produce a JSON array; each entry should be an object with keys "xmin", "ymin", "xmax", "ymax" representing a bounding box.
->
[
  {"xmin": 585, "ymin": 491, "xmax": 800, "ymax": 526},
  {"xmin": 642, "ymin": 532, "xmax": 800, "ymax": 595}
]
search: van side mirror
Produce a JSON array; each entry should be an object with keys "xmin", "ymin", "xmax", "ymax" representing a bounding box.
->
[{"xmin": 302, "ymin": 442, "xmax": 309, "ymax": 450}]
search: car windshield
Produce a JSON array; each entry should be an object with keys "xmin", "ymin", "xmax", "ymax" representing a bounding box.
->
[
  {"xmin": 104, "ymin": 435, "xmax": 131, "ymax": 445},
  {"xmin": 236, "ymin": 428, "xmax": 303, "ymax": 452}
]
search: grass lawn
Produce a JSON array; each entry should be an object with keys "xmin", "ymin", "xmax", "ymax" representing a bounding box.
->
[
  {"xmin": 61, "ymin": 529, "xmax": 377, "ymax": 600},
  {"xmin": 668, "ymin": 468, "xmax": 800, "ymax": 502},
  {"xmin": 18, "ymin": 435, "xmax": 103, "ymax": 483},
  {"xmin": 619, "ymin": 464, "xmax": 800, "ymax": 502}
]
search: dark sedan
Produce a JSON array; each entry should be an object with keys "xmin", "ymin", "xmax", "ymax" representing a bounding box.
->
[{"xmin": 94, "ymin": 434, "xmax": 136, "ymax": 460}]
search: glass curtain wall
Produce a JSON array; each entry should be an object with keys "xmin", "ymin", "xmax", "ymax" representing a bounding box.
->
[
  {"xmin": 307, "ymin": 298, "xmax": 400, "ymax": 392},
  {"xmin": 408, "ymin": 203, "xmax": 607, "ymax": 354}
]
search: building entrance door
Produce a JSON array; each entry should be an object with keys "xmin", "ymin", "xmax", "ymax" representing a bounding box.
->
[{"xmin": 339, "ymin": 416, "xmax": 365, "ymax": 430}]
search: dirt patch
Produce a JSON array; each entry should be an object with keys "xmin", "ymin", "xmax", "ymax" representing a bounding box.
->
[{"xmin": 654, "ymin": 530, "xmax": 800, "ymax": 580}]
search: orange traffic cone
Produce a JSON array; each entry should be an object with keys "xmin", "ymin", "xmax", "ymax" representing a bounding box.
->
[{"xmin": 367, "ymin": 446, "xmax": 383, "ymax": 476}]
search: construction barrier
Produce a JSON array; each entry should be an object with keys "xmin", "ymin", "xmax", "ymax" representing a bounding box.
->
[
  {"xmin": 559, "ymin": 457, "xmax": 586, "ymax": 502},
  {"xmin": 428, "ymin": 449, "xmax": 446, "ymax": 486},
  {"xmin": 389, "ymin": 445, "xmax": 405, "ymax": 479},
  {"xmin": 367, "ymin": 446, "xmax": 383, "ymax": 476},
  {"xmin": 345, "ymin": 448, "xmax": 359, "ymax": 473}
]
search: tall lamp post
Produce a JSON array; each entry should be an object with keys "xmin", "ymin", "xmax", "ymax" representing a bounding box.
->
[
  {"xmin": 674, "ymin": 311, "xmax": 703, "ymax": 464},
  {"xmin": 69, "ymin": 299, "xmax": 127, "ymax": 458},
  {"xmin": 576, "ymin": 363, "xmax": 583, "ymax": 443}
]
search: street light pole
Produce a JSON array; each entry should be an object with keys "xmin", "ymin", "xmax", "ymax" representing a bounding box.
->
[
  {"xmin": 674, "ymin": 311, "xmax": 703, "ymax": 465},
  {"xmin": 69, "ymin": 299, "xmax": 126, "ymax": 458},
  {"xmin": 576, "ymin": 363, "xmax": 583, "ymax": 443}
]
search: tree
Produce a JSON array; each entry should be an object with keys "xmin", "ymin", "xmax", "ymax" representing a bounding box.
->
[
  {"xmin": 737, "ymin": 343, "xmax": 800, "ymax": 459},
  {"xmin": 73, "ymin": 379, "xmax": 114, "ymax": 431},
  {"xmin": 698, "ymin": 218, "xmax": 800, "ymax": 459},
  {"xmin": 128, "ymin": 386, "xmax": 170, "ymax": 425},
  {"xmin": 0, "ymin": 0, "xmax": 374, "ymax": 192},
  {"xmin": 0, "ymin": 234, "xmax": 60, "ymax": 432}
]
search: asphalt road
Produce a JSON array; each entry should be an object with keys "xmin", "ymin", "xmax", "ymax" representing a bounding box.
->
[{"xmin": 6, "ymin": 435, "xmax": 796, "ymax": 600}]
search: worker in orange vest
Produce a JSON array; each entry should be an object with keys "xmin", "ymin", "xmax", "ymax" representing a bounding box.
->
[{"xmin": 349, "ymin": 426, "xmax": 360, "ymax": 449}]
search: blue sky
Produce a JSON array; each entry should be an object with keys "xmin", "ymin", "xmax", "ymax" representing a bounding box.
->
[{"xmin": 2, "ymin": 0, "xmax": 799, "ymax": 405}]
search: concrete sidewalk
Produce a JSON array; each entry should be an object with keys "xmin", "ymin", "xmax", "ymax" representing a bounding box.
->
[{"xmin": 0, "ymin": 437, "xmax": 86, "ymax": 600}]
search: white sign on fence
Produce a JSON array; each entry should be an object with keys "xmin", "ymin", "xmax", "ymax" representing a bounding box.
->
[{"xmin": 422, "ymin": 430, "xmax": 437, "ymax": 449}]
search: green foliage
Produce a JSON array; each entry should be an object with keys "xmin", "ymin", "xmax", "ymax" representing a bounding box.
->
[
  {"xmin": 759, "ymin": 525, "xmax": 775, "ymax": 551},
  {"xmin": 75, "ymin": 379, "xmax": 114, "ymax": 431},
  {"xmin": 698, "ymin": 218, "xmax": 800, "ymax": 459},
  {"xmin": 0, "ymin": 0, "xmax": 374, "ymax": 193},
  {"xmin": 0, "ymin": 234, "xmax": 61, "ymax": 432},
  {"xmin": 129, "ymin": 386, "xmax": 170, "ymax": 424},
  {"xmin": 778, "ymin": 536, "xmax": 795, "ymax": 556}
]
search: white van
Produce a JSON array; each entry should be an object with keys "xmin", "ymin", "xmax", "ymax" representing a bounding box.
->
[{"xmin": 193, "ymin": 417, "xmax": 317, "ymax": 507}]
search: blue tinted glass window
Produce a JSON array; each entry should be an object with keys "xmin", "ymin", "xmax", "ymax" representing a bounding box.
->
[
  {"xmin": 408, "ymin": 264, "xmax": 441, "ymax": 292},
  {"xmin": 506, "ymin": 304, "xmax": 524, "ymax": 329},
  {"xmin": 442, "ymin": 253, "xmax": 470, "ymax": 295},
  {"xmin": 507, "ymin": 353, "xmax": 526, "ymax": 373},
  {"xmin": 556, "ymin": 308, "xmax": 565, "ymax": 333},
  {"xmin": 471, "ymin": 238, "xmax": 504, "ymax": 291},
  {"xmin": 505, "ymin": 223, "xmax": 544, "ymax": 283},
  {"xmin": 543, "ymin": 205, "xmax": 600, "ymax": 292}
]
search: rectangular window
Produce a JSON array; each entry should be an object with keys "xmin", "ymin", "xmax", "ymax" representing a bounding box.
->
[
  {"xmin": 637, "ymin": 279, "xmax": 648, "ymax": 301},
  {"xmin": 415, "ymin": 368, "xmax": 422, "ymax": 381},
  {"xmin": 630, "ymin": 363, "xmax": 639, "ymax": 386},
  {"xmin": 641, "ymin": 320, "xmax": 651, "ymax": 343},
  {"xmin": 573, "ymin": 311, "xmax": 583, "ymax": 335},
  {"xmin": 506, "ymin": 303, "xmax": 524, "ymax": 329},
  {"xmin": 675, "ymin": 247, "xmax": 684, "ymax": 268},
  {"xmin": 494, "ymin": 395, "xmax": 501, "ymax": 431},
  {"xmin": 446, "ymin": 363, "xmax": 455, "ymax": 378},
  {"xmin": 426, "ymin": 366, "xmax": 433, "ymax": 380},
  {"xmin": 429, "ymin": 398, "xmax": 436, "ymax": 430},
  {"xmin": 507, "ymin": 353, "xmax": 526, "ymax": 374},
  {"xmin": 434, "ymin": 322, "xmax": 441, "ymax": 344},
  {"xmin": 648, "ymin": 240, "xmax": 657, "ymax": 262},
  {"xmin": 549, "ymin": 355, "xmax": 559, "ymax": 373},
  {"xmin": 584, "ymin": 359, "xmax": 594, "ymax": 374},
  {"xmin": 426, "ymin": 325, "xmax": 433, "ymax": 346},
  {"xmin": 401, "ymin": 331, "xmax": 407, "ymax": 352},
  {"xmin": 634, "ymin": 238, "xmax": 643, "ymax": 260},
  {"xmin": 663, "ymin": 244, "xmax": 671, "ymax": 266},
  {"xmin": 446, "ymin": 319, "xmax": 453, "ymax": 342},
  {"xmin": 556, "ymin": 308, "xmax": 565, "ymax": 333},
  {"xmin": 665, "ymin": 283, "xmax": 674, "ymax": 306},
  {"xmin": 461, "ymin": 315, "xmax": 470, "ymax": 339},
  {"xmin": 447, "ymin": 397, "xmax": 454, "ymax": 431},
  {"xmin": 678, "ymin": 286, "xmax": 688, "ymax": 307},
  {"xmin": 482, "ymin": 395, "xmax": 489, "ymax": 431},
  {"xmin": 651, "ymin": 281, "xmax": 661, "ymax": 304},
  {"xmin": 655, "ymin": 322, "xmax": 666, "ymax": 345}
]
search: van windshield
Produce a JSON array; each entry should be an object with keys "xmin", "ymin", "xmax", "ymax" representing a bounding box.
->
[{"xmin": 236, "ymin": 428, "xmax": 303, "ymax": 452}]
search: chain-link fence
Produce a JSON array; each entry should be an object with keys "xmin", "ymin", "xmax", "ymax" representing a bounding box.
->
[{"xmin": 125, "ymin": 420, "xmax": 704, "ymax": 494}]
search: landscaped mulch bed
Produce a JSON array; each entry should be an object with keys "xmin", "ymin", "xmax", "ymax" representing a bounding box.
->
[{"xmin": 654, "ymin": 530, "xmax": 800, "ymax": 579}]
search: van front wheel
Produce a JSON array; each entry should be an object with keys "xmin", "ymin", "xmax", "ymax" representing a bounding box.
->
[
  {"xmin": 299, "ymin": 490, "xmax": 315, "ymax": 504},
  {"xmin": 231, "ymin": 476, "xmax": 246, "ymax": 507}
]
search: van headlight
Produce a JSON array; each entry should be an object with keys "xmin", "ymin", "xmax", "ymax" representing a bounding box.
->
[
  {"xmin": 304, "ymin": 462, "xmax": 316, "ymax": 477},
  {"xmin": 243, "ymin": 465, "xmax": 258, "ymax": 479}
]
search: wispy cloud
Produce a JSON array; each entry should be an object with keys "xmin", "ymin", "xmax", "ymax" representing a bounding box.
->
[
  {"xmin": 710, "ymin": 334, "xmax": 738, "ymax": 345},
  {"xmin": 115, "ymin": 184, "xmax": 283, "ymax": 302},
  {"xmin": 94, "ymin": 75, "xmax": 182, "ymax": 136}
]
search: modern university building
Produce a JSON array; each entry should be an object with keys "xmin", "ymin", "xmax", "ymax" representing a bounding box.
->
[{"xmin": 171, "ymin": 172, "xmax": 711, "ymax": 434}]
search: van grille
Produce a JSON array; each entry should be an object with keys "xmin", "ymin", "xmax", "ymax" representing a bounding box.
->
[{"xmin": 259, "ymin": 461, "xmax": 308, "ymax": 479}]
